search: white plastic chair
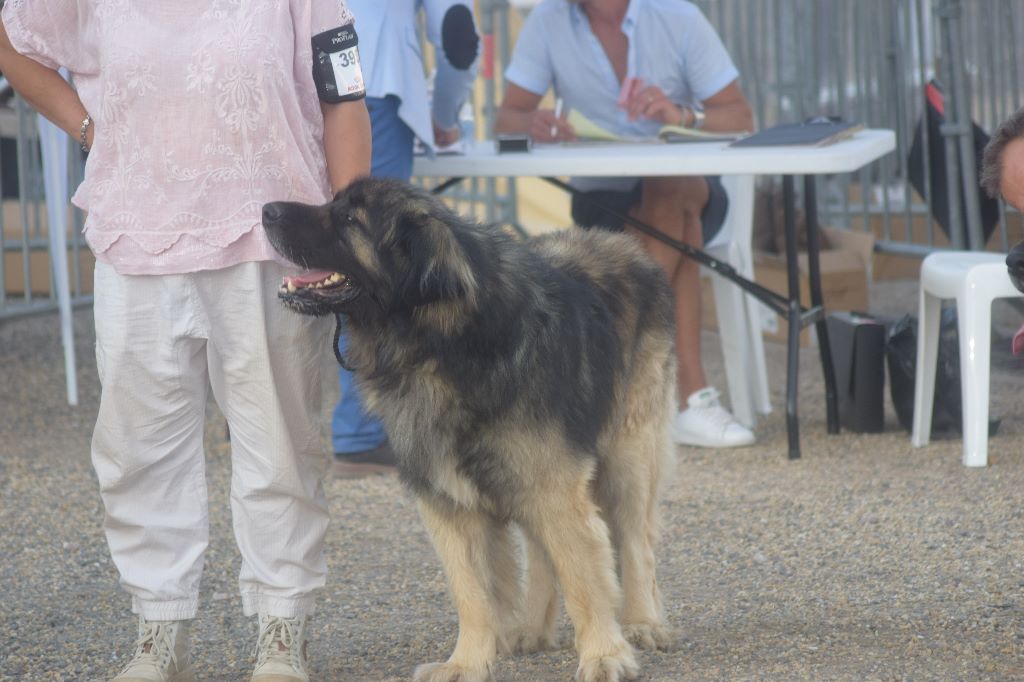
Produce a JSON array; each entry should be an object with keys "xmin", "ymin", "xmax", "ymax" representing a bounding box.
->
[
  {"xmin": 911, "ymin": 251, "xmax": 1022, "ymax": 467},
  {"xmin": 704, "ymin": 175, "xmax": 772, "ymax": 428}
]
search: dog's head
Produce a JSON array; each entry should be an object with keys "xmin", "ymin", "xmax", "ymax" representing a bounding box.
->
[{"xmin": 262, "ymin": 177, "xmax": 479, "ymax": 321}]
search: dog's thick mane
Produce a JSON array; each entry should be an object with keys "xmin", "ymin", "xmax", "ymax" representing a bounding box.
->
[
  {"xmin": 339, "ymin": 186, "xmax": 673, "ymax": 499},
  {"xmin": 348, "ymin": 206, "xmax": 584, "ymax": 401},
  {"xmin": 345, "ymin": 203, "xmax": 535, "ymax": 372}
]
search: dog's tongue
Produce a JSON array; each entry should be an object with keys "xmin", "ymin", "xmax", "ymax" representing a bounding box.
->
[
  {"xmin": 283, "ymin": 270, "xmax": 334, "ymax": 287},
  {"xmin": 1014, "ymin": 324, "xmax": 1024, "ymax": 356}
]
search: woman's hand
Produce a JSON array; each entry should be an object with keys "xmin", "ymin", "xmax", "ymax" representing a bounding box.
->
[{"xmin": 433, "ymin": 121, "xmax": 461, "ymax": 148}]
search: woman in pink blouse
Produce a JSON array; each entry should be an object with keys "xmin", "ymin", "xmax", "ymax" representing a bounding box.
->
[{"xmin": 0, "ymin": 2, "xmax": 371, "ymax": 680}]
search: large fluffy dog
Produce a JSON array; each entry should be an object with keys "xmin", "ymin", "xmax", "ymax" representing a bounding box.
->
[{"xmin": 263, "ymin": 177, "xmax": 676, "ymax": 682}]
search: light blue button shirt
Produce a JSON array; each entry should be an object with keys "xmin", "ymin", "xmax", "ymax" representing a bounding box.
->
[
  {"xmin": 506, "ymin": 0, "xmax": 739, "ymax": 189},
  {"xmin": 351, "ymin": 0, "xmax": 479, "ymax": 151}
]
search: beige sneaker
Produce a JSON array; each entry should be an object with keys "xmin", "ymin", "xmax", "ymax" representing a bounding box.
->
[
  {"xmin": 110, "ymin": 618, "xmax": 195, "ymax": 682},
  {"xmin": 251, "ymin": 615, "xmax": 310, "ymax": 682}
]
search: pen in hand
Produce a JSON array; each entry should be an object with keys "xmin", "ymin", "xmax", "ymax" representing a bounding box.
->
[{"xmin": 551, "ymin": 98, "xmax": 564, "ymax": 140}]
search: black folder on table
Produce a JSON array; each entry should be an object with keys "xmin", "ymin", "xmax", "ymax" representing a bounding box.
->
[{"xmin": 730, "ymin": 118, "xmax": 864, "ymax": 148}]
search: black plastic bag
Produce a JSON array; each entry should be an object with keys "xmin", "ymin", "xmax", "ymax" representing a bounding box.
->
[{"xmin": 885, "ymin": 310, "xmax": 1000, "ymax": 437}]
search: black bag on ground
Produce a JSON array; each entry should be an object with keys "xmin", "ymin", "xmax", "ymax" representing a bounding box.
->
[
  {"xmin": 885, "ymin": 310, "xmax": 1000, "ymax": 437},
  {"xmin": 826, "ymin": 312, "xmax": 886, "ymax": 433},
  {"xmin": 885, "ymin": 311, "xmax": 961, "ymax": 435}
]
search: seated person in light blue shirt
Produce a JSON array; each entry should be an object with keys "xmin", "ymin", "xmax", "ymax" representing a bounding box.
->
[{"xmin": 496, "ymin": 0, "xmax": 756, "ymax": 449}]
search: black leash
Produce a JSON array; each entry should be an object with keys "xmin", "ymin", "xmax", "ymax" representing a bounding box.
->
[{"xmin": 332, "ymin": 313, "xmax": 353, "ymax": 371}]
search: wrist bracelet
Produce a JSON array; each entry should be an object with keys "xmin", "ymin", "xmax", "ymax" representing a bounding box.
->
[
  {"xmin": 690, "ymin": 105, "xmax": 706, "ymax": 130},
  {"xmin": 79, "ymin": 114, "xmax": 92, "ymax": 153},
  {"xmin": 682, "ymin": 106, "xmax": 694, "ymax": 127}
]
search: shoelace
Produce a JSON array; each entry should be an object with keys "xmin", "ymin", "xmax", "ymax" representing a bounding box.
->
[
  {"xmin": 255, "ymin": 616, "xmax": 303, "ymax": 669},
  {"xmin": 120, "ymin": 622, "xmax": 179, "ymax": 678},
  {"xmin": 689, "ymin": 390, "xmax": 742, "ymax": 433},
  {"xmin": 698, "ymin": 402, "xmax": 742, "ymax": 434}
]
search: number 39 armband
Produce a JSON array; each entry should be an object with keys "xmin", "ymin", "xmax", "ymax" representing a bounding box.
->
[{"xmin": 312, "ymin": 24, "xmax": 366, "ymax": 103}]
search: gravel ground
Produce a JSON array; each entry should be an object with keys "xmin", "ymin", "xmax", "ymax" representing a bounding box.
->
[{"xmin": 2, "ymin": 280, "xmax": 1024, "ymax": 681}]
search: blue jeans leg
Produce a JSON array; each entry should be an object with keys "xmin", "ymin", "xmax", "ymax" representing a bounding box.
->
[{"xmin": 332, "ymin": 96, "xmax": 414, "ymax": 455}]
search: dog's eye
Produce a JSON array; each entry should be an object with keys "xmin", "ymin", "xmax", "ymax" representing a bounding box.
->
[
  {"xmin": 334, "ymin": 210, "xmax": 356, "ymax": 225},
  {"xmin": 331, "ymin": 206, "xmax": 358, "ymax": 228}
]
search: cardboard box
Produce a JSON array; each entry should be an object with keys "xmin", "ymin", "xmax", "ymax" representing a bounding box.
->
[
  {"xmin": 700, "ymin": 225, "xmax": 875, "ymax": 347},
  {"xmin": 754, "ymin": 226, "xmax": 875, "ymax": 346},
  {"xmin": 3, "ymin": 203, "xmax": 94, "ymax": 296},
  {"xmin": 844, "ymin": 183, "xmax": 1023, "ymax": 281},
  {"xmin": 3, "ymin": 247, "xmax": 94, "ymax": 296}
]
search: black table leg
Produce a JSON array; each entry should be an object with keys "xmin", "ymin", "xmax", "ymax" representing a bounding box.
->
[
  {"xmin": 804, "ymin": 177, "xmax": 841, "ymax": 434},
  {"xmin": 782, "ymin": 176, "xmax": 802, "ymax": 459}
]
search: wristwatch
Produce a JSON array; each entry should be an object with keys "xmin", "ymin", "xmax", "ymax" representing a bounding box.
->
[{"xmin": 687, "ymin": 104, "xmax": 706, "ymax": 130}]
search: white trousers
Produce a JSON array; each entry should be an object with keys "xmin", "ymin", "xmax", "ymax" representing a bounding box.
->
[{"xmin": 91, "ymin": 261, "xmax": 331, "ymax": 620}]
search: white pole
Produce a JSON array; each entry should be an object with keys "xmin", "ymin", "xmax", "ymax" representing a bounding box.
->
[{"xmin": 37, "ymin": 101, "xmax": 78, "ymax": 406}]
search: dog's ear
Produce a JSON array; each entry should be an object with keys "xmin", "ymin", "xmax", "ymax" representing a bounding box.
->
[{"xmin": 394, "ymin": 209, "xmax": 478, "ymax": 307}]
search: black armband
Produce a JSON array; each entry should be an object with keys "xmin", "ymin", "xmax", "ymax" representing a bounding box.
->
[
  {"xmin": 312, "ymin": 24, "xmax": 366, "ymax": 103},
  {"xmin": 441, "ymin": 4, "xmax": 479, "ymax": 70}
]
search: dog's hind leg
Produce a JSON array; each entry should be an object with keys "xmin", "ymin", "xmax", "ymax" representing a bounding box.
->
[
  {"xmin": 596, "ymin": 423, "xmax": 673, "ymax": 651},
  {"xmin": 506, "ymin": 530, "xmax": 559, "ymax": 654},
  {"xmin": 414, "ymin": 497, "xmax": 500, "ymax": 682},
  {"xmin": 599, "ymin": 349, "xmax": 676, "ymax": 651},
  {"xmin": 522, "ymin": 460, "xmax": 639, "ymax": 682}
]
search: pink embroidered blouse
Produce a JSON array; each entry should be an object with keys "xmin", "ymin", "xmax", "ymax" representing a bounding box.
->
[{"xmin": 2, "ymin": 0, "xmax": 356, "ymax": 275}]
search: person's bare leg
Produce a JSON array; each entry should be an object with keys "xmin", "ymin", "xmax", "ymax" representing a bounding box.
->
[
  {"xmin": 628, "ymin": 177, "xmax": 755, "ymax": 448},
  {"xmin": 628, "ymin": 176, "xmax": 709, "ymax": 400},
  {"xmin": 669, "ymin": 201, "xmax": 710, "ymax": 401}
]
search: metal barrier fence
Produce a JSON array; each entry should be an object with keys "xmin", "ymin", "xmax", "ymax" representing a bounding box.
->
[
  {"xmin": 0, "ymin": 97, "xmax": 90, "ymax": 322},
  {"xmin": 4, "ymin": 0, "xmax": 1023, "ymax": 324},
  {"xmin": 691, "ymin": 0, "xmax": 1024, "ymax": 256},
  {"xmin": 470, "ymin": 0, "xmax": 1024, "ymax": 255}
]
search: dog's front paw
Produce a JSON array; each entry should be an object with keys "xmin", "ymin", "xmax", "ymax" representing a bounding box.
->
[
  {"xmin": 413, "ymin": 661, "xmax": 493, "ymax": 682},
  {"xmin": 575, "ymin": 649, "xmax": 639, "ymax": 682},
  {"xmin": 622, "ymin": 622, "xmax": 674, "ymax": 651},
  {"xmin": 505, "ymin": 627, "xmax": 559, "ymax": 655}
]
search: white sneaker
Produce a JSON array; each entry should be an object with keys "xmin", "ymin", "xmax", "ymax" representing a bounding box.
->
[
  {"xmin": 251, "ymin": 615, "xmax": 310, "ymax": 682},
  {"xmin": 673, "ymin": 387, "xmax": 755, "ymax": 448},
  {"xmin": 110, "ymin": 618, "xmax": 195, "ymax": 682}
]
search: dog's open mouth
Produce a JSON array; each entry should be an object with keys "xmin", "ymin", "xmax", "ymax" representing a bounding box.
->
[
  {"xmin": 281, "ymin": 270, "xmax": 349, "ymax": 294},
  {"xmin": 278, "ymin": 269, "xmax": 359, "ymax": 313}
]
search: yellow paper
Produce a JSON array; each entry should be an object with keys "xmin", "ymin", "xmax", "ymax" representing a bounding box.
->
[
  {"xmin": 566, "ymin": 110, "xmax": 622, "ymax": 141},
  {"xmin": 567, "ymin": 109, "xmax": 743, "ymax": 143}
]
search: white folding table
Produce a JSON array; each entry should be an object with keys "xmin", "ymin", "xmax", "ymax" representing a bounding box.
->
[{"xmin": 413, "ymin": 129, "xmax": 897, "ymax": 458}]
